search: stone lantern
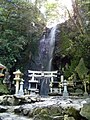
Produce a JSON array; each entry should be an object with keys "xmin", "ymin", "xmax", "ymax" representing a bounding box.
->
[
  {"xmin": 63, "ymin": 80, "xmax": 69, "ymax": 97},
  {"xmin": 13, "ymin": 69, "xmax": 23, "ymax": 95},
  {"xmin": 19, "ymin": 78, "xmax": 24, "ymax": 95}
]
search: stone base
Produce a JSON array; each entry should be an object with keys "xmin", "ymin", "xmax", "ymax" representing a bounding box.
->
[
  {"xmin": 18, "ymin": 90, "xmax": 24, "ymax": 96},
  {"xmin": 63, "ymin": 92, "xmax": 69, "ymax": 98},
  {"xmin": 48, "ymin": 93, "xmax": 62, "ymax": 96}
]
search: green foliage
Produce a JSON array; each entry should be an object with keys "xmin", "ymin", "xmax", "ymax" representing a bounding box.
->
[
  {"xmin": 56, "ymin": 0, "xmax": 90, "ymax": 79},
  {"xmin": 75, "ymin": 58, "xmax": 88, "ymax": 80},
  {"xmin": 64, "ymin": 59, "xmax": 79, "ymax": 79},
  {"xmin": 0, "ymin": 0, "xmax": 45, "ymax": 70},
  {"xmin": 59, "ymin": 30, "xmax": 73, "ymax": 56},
  {"xmin": 0, "ymin": 82, "xmax": 9, "ymax": 94},
  {"xmin": 45, "ymin": 2, "xmax": 58, "ymax": 23}
]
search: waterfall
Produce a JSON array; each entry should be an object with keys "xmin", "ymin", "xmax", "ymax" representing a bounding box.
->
[
  {"xmin": 39, "ymin": 25, "xmax": 57, "ymax": 95},
  {"xmin": 39, "ymin": 25, "xmax": 57, "ymax": 71},
  {"xmin": 48, "ymin": 26, "xmax": 57, "ymax": 70}
]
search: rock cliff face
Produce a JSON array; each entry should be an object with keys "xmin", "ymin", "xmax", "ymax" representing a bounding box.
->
[
  {"xmin": 80, "ymin": 103, "xmax": 90, "ymax": 120},
  {"xmin": 52, "ymin": 22, "xmax": 73, "ymax": 71}
]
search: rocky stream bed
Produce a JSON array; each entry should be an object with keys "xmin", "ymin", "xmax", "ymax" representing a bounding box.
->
[{"xmin": 0, "ymin": 95, "xmax": 90, "ymax": 120}]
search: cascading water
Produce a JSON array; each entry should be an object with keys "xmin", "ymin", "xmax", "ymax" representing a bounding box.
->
[
  {"xmin": 47, "ymin": 26, "xmax": 57, "ymax": 71},
  {"xmin": 39, "ymin": 26, "xmax": 57, "ymax": 71},
  {"xmin": 39, "ymin": 25, "xmax": 57, "ymax": 95}
]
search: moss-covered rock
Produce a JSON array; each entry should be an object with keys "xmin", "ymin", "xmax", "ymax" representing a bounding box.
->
[
  {"xmin": 64, "ymin": 115, "xmax": 75, "ymax": 120},
  {"xmin": 48, "ymin": 106, "xmax": 62, "ymax": 116},
  {"xmin": 33, "ymin": 106, "xmax": 63, "ymax": 116},
  {"xmin": 64, "ymin": 107, "xmax": 81, "ymax": 120},
  {"xmin": 33, "ymin": 114, "xmax": 63, "ymax": 120},
  {"xmin": 33, "ymin": 114, "xmax": 52, "ymax": 120},
  {"xmin": 32, "ymin": 106, "xmax": 63, "ymax": 120},
  {"xmin": 80, "ymin": 103, "xmax": 90, "ymax": 120},
  {"xmin": 33, "ymin": 108, "xmax": 43, "ymax": 116}
]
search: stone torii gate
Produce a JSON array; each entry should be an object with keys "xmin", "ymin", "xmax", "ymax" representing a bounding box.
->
[
  {"xmin": 28, "ymin": 70, "xmax": 58, "ymax": 95},
  {"xmin": 13, "ymin": 69, "xmax": 69, "ymax": 97}
]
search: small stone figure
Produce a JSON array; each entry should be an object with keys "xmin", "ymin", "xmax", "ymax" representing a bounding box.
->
[{"xmin": 3, "ymin": 70, "xmax": 11, "ymax": 84}]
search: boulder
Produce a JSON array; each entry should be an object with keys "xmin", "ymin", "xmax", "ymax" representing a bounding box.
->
[
  {"xmin": 33, "ymin": 106, "xmax": 63, "ymax": 117},
  {"xmin": 0, "ymin": 95, "xmax": 41, "ymax": 106},
  {"xmin": 0, "ymin": 106, "xmax": 7, "ymax": 113},
  {"xmin": 64, "ymin": 107, "xmax": 81, "ymax": 120},
  {"xmin": 28, "ymin": 110, "xmax": 33, "ymax": 118},
  {"xmin": 32, "ymin": 106, "xmax": 63, "ymax": 120},
  {"xmin": 64, "ymin": 115, "xmax": 75, "ymax": 120},
  {"xmin": 13, "ymin": 95, "xmax": 26, "ymax": 105},
  {"xmin": 23, "ymin": 109, "xmax": 29, "ymax": 116},
  {"xmin": 14, "ymin": 104, "xmax": 63, "ymax": 119},
  {"xmin": 0, "ymin": 95, "xmax": 14, "ymax": 105},
  {"xmin": 13, "ymin": 95, "xmax": 40, "ymax": 105},
  {"xmin": 33, "ymin": 114, "xmax": 63, "ymax": 120},
  {"xmin": 3, "ymin": 95, "xmax": 14, "ymax": 105},
  {"xmin": 80, "ymin": 103, "xmax": 90, "ymax": 120},
  {"xmin": 33, "ymin": 114, "xmax": 53, "ymax": 120},
  {"xmin": 14, "ymin": 106, "xmax": 23, "ymax": 115},
  {"xmin": 14, "ymin": 106, "xmax": 34, "ymax": 117}
]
